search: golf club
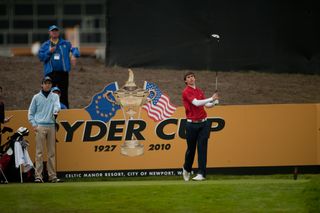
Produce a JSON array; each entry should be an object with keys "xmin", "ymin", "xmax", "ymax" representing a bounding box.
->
[{"xmin": 210, "ymin": 33, "xmax": 220, "ymax": 105}]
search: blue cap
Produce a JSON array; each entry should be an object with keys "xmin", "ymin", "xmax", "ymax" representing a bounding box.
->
[
  {"xmin": 48, "ymin": 25, "xmax": 59, "ymax": 31},
  {"xmin": 42, "ymin": 76, "xmax": 52, "ymax": 83},
  {"xmin": 51, "ymin": 86, "xmax": 61, "ymax": 93}
]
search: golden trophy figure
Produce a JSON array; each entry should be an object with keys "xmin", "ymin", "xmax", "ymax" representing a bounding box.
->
[{"xmin": 104, "ymin": 69, "xmax": 153, "ymax": 156}]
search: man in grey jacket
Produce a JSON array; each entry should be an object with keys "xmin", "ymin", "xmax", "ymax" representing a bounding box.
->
[{"xmin": 28, "ymin": 77, "xmax": 61, "ymax": 183}]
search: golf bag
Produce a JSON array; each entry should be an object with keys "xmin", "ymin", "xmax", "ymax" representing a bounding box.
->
[{"xmin": 0, "ymin": 127, "xmax": 34, "ymax": 183}]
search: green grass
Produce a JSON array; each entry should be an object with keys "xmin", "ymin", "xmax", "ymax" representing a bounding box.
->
[
  {"xmin": 303, "ymin": 176, "xmax": 320, "ymax": 212},
  {"xmin": 0, "ymin": 175, "xmax": 319, "ymax": 213}
]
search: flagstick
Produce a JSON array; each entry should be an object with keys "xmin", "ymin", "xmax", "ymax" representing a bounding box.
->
[
  {"xmin": 20, "ymin": 165, "xmax": 23, "ymax": 183},
  {"xmin": 138, "ymin": 107, "xmax": 142, "ymax": 119},
  {"xmin": 121, "ymin": 108, "xmax": 126, "ymax": 122}
]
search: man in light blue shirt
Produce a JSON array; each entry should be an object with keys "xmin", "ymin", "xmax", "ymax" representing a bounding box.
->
[{"xmin": 28, "ymin": 76, "xmax": 61, "ymax": 183}]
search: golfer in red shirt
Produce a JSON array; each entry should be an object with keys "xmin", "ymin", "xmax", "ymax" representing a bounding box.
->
[{"xmin": 182, "ymin": 72, "xmax": 219, "ymax": 181}]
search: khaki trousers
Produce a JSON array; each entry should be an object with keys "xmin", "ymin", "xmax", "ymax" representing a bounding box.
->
[{"xmin": 35, "ymin": 126, "xmax": 57, "ymax": 180}]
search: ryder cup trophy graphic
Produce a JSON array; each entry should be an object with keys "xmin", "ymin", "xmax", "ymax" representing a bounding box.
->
[{"xmin": 104, "ymin": 69, "xmax": 153, "ymax": 156}]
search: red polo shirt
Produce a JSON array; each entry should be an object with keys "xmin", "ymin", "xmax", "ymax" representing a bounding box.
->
[{"xmin": 182, "ymin": 85, "xmax": 207, "ymax": 120}]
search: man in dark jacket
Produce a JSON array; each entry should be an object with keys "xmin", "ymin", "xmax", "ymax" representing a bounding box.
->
[
  {"xmin": 0, "ymin": 87, "xmax": 12, "ymax": 145},
  {"xmin": 38, "ymin": 25, "xmax": 80, "ymax": 108}
]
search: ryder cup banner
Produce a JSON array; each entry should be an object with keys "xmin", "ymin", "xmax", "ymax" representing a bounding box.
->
[{"xmin": 2, "ymin": 73, "xmax": 320, "ymax": 178}]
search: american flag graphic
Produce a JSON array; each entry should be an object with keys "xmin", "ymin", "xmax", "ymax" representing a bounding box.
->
[{"xmin": 142, "ymin": 81, "xmax": 176, "ymax": 121}]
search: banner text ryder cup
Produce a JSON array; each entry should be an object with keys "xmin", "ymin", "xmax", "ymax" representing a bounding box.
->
[{"xmin": 59, "ymin": 118, "xmax": 225, "ymax": 142}]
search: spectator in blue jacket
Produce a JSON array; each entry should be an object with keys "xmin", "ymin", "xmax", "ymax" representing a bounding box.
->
[
  {"xmin": 38, "ymin": 25, "xmax": 80, "ymax": 109},
  {"xmin": 28, "ymin": 76, "xmax": 61, "ymax": 183},
  {"xmin": 51, "ymin": 86, "xmax": 68, "ymax": 109}
]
